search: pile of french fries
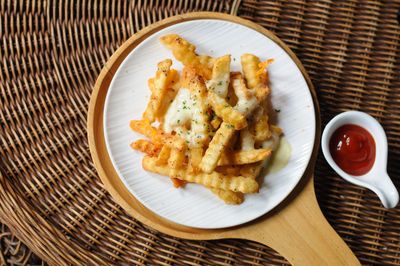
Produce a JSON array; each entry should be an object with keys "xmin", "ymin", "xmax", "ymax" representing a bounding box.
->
[{"xmin": 130, "ymin": 34, "xmax": 282, "ymax": 204}]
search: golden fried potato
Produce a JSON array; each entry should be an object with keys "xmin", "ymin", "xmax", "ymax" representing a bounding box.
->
[
  {"xmin": 199, "ymin": 123, "xmax": 236, "ymax": 174},
  {"xmin": 240, "ymin": 127, "xmax": 255, "ymax": 151},
  {"xmin": 160, "ymin": 34, "xmax": 212, "ymax": 79},
  {"xmin": 252, "ymin": 106, "xmax": 271, "ymax": 142},
  {"xmin": 241, "ymin": 54, "xmax": 262, "ymax": 90},
  {"xmin": 215, "ymin": 165, "xmax": 241, "ymax": 176},
  {"xmin": 170, "ymin": 177, "xmax": 186, "ymax": 188},
  {"xmin": 206, "ymin": 55, "xmax": 231, "ymax": 97},
  {"xmin": 218, "ymin": 149, "xmax": 271, "ymax": 166},
  {"xmin": 189, "ymin": 147, "xmax": 203, "ymax": 173},
  {"xmin": 231, "ymin": 72, "xmax": 259, "ymax": 116},
  {"xmin": 156, "ymin": 145, "xmax": 171, "ymax": 165},
  {"xmin": 210, "ymin": 115, "xmax": 222, "ymax": 130},
  {"xmin": 182, "ymin": 67, "xmax": 210, "ymax": 147},
  {"xmin": 131, "ymin": 37, "xmax": 281, "ymax": 205},
  {"xmin": 257, "ymin": 59, "xmax": 274, "ymax": 82},
  {"xmin": 211, "ymin": 188, "xmax": 244, "ymax": 205},
  {"xmin": 208, "ymin": 91, "xmax": 247, "ymax": 130},
  {"xmin": 130, "ymin": 139, "xmax": 160, "ymax": 156},
  {"xmin": 198, "ymin": 55, "xmax": 215, "ymax": 71},
  {"xmin": 239, "ymin": 162, "xmax": 264, "ymax": 179},
  {"xmin": 143, "ymin": 156, "xmax": 259, "ymax": 193},
  {"xmin": 226, "ymin": 82, "xmax": 238, "ymax": 106},
  {"xmin": 143, "ymin": 59, "xmax": 174, "ymax": 122},
  {"xmin": 271, "ymin": 125, "xmax": 283, "ymax": 135},
  {"xmin": 260, "ymin": 125, "xmax": 282, "ymax": 151},
  {"xmin": 130, "ymin": 119, "xmax": 185, "ymax": 149},
  {"xmin": 157, "ymin": 69, "xmax": 180, "ymax": 122},
  {"xmin": 168, "ymin": 146, "xmax": 186, "ymax": 171},
  {"xmin": 160, "ymin": 35, "xmax": 197, "ymax": 65},
  {"xmin": 130, "ymin": 120, "xmax": 159, "ymax": 141},
  {"xmin": 240, "ymin": 54, "xmax": 270, "ymax": 101}
]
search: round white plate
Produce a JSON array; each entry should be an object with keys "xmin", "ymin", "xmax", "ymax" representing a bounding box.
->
[{"xmin": 104, "ymin": 19, "xmax": 315, "ymax": 229}]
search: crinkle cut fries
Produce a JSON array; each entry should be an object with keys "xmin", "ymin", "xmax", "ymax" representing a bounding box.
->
[{"xmin": 130, "ymin": 34, "xmax": 282, "ymax": 204}]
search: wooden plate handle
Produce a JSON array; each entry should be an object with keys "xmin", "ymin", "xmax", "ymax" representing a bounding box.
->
[{"xmin": 240, "ymin": 176, "xmax": 360, "ymax": 266}]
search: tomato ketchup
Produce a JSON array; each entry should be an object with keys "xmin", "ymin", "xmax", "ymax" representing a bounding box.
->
[{"xmin": 329, "ymin": 124, "xmax": 375, "ymax": 176}]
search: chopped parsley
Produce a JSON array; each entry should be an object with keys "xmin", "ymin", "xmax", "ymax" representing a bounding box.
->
[{"xmin": 225, "ymin": 124, "xmax": 234, "ymax": 129}]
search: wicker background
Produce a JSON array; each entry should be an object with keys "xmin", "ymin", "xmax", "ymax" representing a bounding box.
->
[{"xmin": 0, "ymin": 0, "xmax": 399, "ymax": 265}]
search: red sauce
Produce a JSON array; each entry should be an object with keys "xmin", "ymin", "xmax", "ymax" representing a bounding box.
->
[{"xmin": 329, "ymin": 124, "xmax": 375, "ymax": 176}]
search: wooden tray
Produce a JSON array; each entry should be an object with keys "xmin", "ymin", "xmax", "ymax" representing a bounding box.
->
[{"xmin": 88, "ymin": 12, "xmax": 359, "ymax": 265}]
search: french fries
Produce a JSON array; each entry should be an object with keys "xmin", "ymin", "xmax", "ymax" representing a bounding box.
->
[
  {"xmin": 241, "ymin": 54, "xmax": 269, "ymax": 91},
  {"xmin": 156, "ymin": 145, "xmax": 171, "ymax": 165},
  {"xmin": 198, "ymin": 55, "xmax": 215, "ymax": 71},
  {"xmin": 218, "ymin": 149, "xmax": 272, "ymax": 166},
  {"xmin": 160, "ymin": 34, "xmax": 213, "ymax": 79},
  {"xmin": 252, "ymin": 106, "xmax": 271, "ymax": 142},
  {"xmin": 189, "ymin": 147, "xmax": 203, "ymax": 173},
  {"xmin": 240, "ymin": 127, "xmax": 255, "ymax": 151},
  {"xmin": 207, "ymin": 91, "xmax": 247, "ymax": 130},
  {"xmin": 211, "ymin": 189, "xmax": 244, "ymax": 205},
  {"xmin": 130, "ymin": 139, "xmax": 160, "ymax": 157},
  {"xmin": 210, "ymin": 115, "xmax": 222, "ymax": 129},
  {"xmin": 143, "ymin": 59, "xmax": 175, "ymax": 122},
  {"xmin": 199, "ymin": 123, "xmax": 236, "ymax": 174},
  {"xmin": 130, "ymin": 34, "xmax": 281, "ymax": 204},
  {"xmin": 240, "ymin": 55, "xmax": 271, "ymax": 102},
  {"xmin": 171, "ymin": 178, "xmax": 186, "ymax": 188},
  {"xmin": 168, "ymin": 145, "xmax": 186, "ymax": 170},
  {"xmin": 206, "ymin": 55, "xmax": 231, "ymax": 98},
  {"xmin": 143, "ymin": 156, "xmax": 259, "ymax": 193}
]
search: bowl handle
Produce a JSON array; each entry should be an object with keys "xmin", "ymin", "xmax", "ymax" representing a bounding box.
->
[
  {"xmin": 241, "ymin": 176, "xmax": 360, "ymax": 266},
  {"xmin": 368, "ymin": 172, "xmax": 399, "ymax": 209}
]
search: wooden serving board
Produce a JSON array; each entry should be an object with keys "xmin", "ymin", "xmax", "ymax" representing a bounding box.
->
[{"xmin": 88, "ymin": 12, "xmax": 360, "ymax": 265}]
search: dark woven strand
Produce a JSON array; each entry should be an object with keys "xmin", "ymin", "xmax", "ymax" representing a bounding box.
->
[{"xmin": 0, "ymin": 223, "xmax": 45, "ymax": 266}]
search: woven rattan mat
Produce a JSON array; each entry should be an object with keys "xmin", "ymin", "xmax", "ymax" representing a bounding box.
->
[{"xmin": 1, "ymin": 0, "xmax": 400, "ymax": 265}]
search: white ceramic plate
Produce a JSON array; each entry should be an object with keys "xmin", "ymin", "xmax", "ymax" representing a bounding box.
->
[{"xmin": 104, "ymin": 19, "xmax": 315, "ymax": 229}]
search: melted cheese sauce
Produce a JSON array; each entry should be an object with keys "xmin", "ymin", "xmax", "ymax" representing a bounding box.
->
[
  {"xmin": 163, "ymin": 88, "xmax": 208, "ymax": 147},
  {"xmin": 163, "ymin": 89, "xmax": 192, "ymax": 132},
  {"xmin": 205, "ymin": 73, "xmax": 230, "ymax": 97},
  {"xmin": 261, "ymin": 130, "xmax": 281, "ymax": 151},
  {"xmin": 232, "ymin": 79, "xmax": 258, "ymax": 115},
  {"xmin": 240, "ymin": 128, "xmax": 255, "ymax": 151},
  {"xmin": 264, "ymin": 137, "xmax": 291, "ymax": 174}
]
